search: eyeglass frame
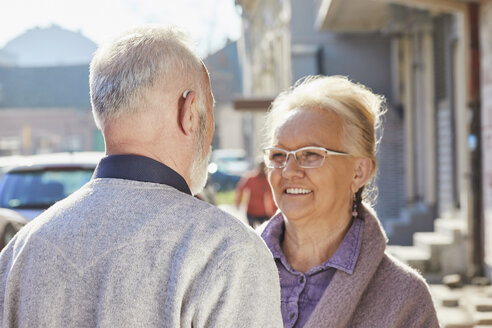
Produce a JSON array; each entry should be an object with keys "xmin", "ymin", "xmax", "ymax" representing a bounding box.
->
[{"xmin": 263, "ymin": 146, "xmax": 350, "ymax": 169}]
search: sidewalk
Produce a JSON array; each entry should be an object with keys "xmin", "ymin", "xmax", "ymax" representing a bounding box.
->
[
  {"xmin": 218, "ymin": 203, "xmax": 248, "ymax": 226},
  {"xmin": 430, "ymin": 284, "xmax": 492, "ymax": 327}
]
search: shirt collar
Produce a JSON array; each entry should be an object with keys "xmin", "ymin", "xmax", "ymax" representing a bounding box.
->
[
  {"xmin": 261, "ymin": 213, "xmax": 364, "ymax": 275},
  {"xmin": 261, "ymin": 213, "xmax": 287, "ymax": 261},
  {"xmin": 92, "ymin": 154, "xmax": 191, "ymax": 195}
]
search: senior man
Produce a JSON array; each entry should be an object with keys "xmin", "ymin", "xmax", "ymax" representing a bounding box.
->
[{"xmin": 0, "ymin": 25, "xmax": 282, "ymax": 328}]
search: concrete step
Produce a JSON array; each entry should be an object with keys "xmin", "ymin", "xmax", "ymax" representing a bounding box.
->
[
  {"xmin": 470, "ymin": 290, "xmax": 492, "ymax": 325},
  {"xmin": 434, "ymin": 218, "xmax": 467, "ymax": 241},
  {"xmin": 469, "ymin": 296, "xmax": 492, "ymax": 312},
  {"xmin": 414, "ymin": 231, "xmax": 454, "ymax": 250},
  {"xmin": 472, "ymin": 311, "xmax": 492, "ymax": 325},
  {"xmin": 430, "ymin": 284, "xmax": 492, "ymax": 328},
  {"xmin": 429, "ymin": 220, "xmax": 468, "ymax": 275},
  {"xmin": 414, "ymin": 232, "xmax": 454, "ymax": 273},
  {"xmin": 387, "ymin": 207, "xmax": 436, "ymax": 246},
  {"xmin": 438, "ymin": 308, "xmax": 474, "ymax": 328},
  {"xmin": 386, "ymin": 245, "xmax": 430, "ymax": 273}
]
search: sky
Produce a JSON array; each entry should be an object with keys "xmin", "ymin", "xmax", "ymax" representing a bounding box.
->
[{"xmin": 0, "ymin": 0, "xmax": 242, "ymax": 57}]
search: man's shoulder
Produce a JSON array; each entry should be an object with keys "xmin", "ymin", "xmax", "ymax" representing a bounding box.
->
[
  {"xmin": 186, "ymin": 198, "xmax": 265, "ymax": 244},
  {"xmin": 88, "ymin": 179, "xmax": 254, "ymax": 237},
  {"xmin": 9, "ymin": 179, "xmax": 268, "ymax": 260}
]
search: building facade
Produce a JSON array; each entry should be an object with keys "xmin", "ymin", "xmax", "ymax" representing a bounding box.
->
[
  {"xmin": 0, "ymin": 65, "xmax": 100, "ymax": 156},
  {"xmin": 0, "ymin": 26, "xmax": 101, "ymax": 156},
  {"xmin": 235, "ymin": 0, "xmax": 407, "ymax": 228},
  {"xmin": 236, "ymin": 0, "xmax": 492, "ymax": 279},
  {"xmin": 204, "ymin": 41, "xmax": 244, "ymax": 150},
  {"xmin": 234, "ymin": 0, "xmax": 292, "ymax": 160},
  {"xmin": 317, "ymin": 0, "xmax": 491, "ymax": 279}
]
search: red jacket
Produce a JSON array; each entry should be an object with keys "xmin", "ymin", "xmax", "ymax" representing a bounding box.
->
[{"xmin": 235, "ymin": 172, "xmax": 276, "ymax": 217}]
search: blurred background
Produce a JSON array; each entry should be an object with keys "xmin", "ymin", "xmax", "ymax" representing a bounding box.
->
[{"xmin": 0, "ymin": 0, "xmax": 491, "ymax": 325}]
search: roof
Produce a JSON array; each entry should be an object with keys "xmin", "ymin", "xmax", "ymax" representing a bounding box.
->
[
  {"xmin": 2, "ymin": 25, "xmax": 97, "ymax": 67},
  {"xmin": 0, "ymin": 65, "xmax": 91, "ymax": 108}
]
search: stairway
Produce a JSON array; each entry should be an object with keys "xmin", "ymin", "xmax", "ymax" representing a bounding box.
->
[{"xmin": 387, "ymin": 217, "xmax": 467, "ymax": 283}]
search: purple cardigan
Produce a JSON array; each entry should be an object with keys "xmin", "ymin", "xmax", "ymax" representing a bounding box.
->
[{"xmin": 259, "ymin": 205, "xmax": 440, "ymax": 328}]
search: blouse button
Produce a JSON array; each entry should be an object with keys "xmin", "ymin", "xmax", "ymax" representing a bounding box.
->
[
  {"xmin": 299, "ymin": 276, "xmax": 305, "ymax": 283},
  {"xmin": 290, "ymin": 313, "xmax": 295, "ymax": 320}
]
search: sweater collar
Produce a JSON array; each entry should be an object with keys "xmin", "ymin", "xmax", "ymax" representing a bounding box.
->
[
  {"xmin": 304, "ymin": 204, "xmax": 388, "ymax": 328},
  {"xmin": 92, "ymin": 154, "xmax": 191, "ymax": 195}
]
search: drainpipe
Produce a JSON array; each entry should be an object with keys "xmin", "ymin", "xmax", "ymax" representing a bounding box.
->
[{"xmin": 467, "ymin": 2, "xmax": 483, "ymax": 278}]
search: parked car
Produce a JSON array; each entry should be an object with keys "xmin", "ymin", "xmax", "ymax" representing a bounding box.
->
[
  {"xmin": 0, "ymin": 152, "xmax": 104, "ymax": 247},
  {"xmin": 0, "ymin": 155, "xmax": 25, "ymax": 180},
  {"xmin": 208, "ymin": 149, "xmax": 251, "ymax": 191},
  {"xmin": 0, "ymin": 208, "xmax": 28, "ymax": 249}
]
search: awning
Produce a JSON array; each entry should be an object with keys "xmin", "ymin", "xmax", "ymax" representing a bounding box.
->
[
  {"xmin": 316, "ymin": 0, "xmax": 472, "ymax": 33},
  {"xmin": 316, "ymin": 0, "xmax": 387, "ymax": 32},
  {"xmin": 233, "ymin": 97, "xmax": 273, "ymax": 112}
]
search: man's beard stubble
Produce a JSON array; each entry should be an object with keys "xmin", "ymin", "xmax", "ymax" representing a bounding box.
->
[{"xmin": 189, "ymin": 112, "xmax": 211, "ymax": 195}]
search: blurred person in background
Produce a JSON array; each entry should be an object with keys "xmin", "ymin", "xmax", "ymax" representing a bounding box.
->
[
  {"xmin": 0, "ymin": 25, "xmax": 282, "ymax": 328},
  {"xmin": 235, "ymin": 161, "xmax": 277, "ymax": 228},
  {"xmin": 259, "ymin": 75, "xmax": 439, "ymax": 327}
]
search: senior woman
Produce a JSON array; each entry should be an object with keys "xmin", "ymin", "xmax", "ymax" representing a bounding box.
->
[{"xmin": 260, "ymin": 75, "xmax": 439, "ymax": 327}]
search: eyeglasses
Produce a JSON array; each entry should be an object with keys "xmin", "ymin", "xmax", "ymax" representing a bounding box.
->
[{"xmin": 263, "ymin": 146, "xmax": 349, "ymax": 169}]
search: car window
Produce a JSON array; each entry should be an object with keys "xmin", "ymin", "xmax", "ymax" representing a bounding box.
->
[{"xmin": 0, "ymin": 169, "xmax": 94, "ymax": 209}]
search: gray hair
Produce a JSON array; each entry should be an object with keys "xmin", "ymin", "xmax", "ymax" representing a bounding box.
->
[
  {"xmin": 264, "ymin": 75, "xmax": 386, "ymax": 200},
  {"xmin": 89, "ymin": 25, "xmax": 207, "ymax": 129}
]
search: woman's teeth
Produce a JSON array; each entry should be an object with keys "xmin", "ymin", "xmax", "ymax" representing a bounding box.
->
[{"xmin": 285, "ymin": 188, "xmax": 312, "ymax": 195}]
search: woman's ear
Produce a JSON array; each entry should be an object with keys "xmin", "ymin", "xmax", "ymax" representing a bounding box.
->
[
  {"xmin": 351, "ymin": 157, "xmax": 373, "ymax": 193},
  {"xmin": 178, "ymin": 90, "xmax": 196, "ymax": 136}
]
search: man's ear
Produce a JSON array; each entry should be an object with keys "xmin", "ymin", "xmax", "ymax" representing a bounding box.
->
[
  {"xmin": 178, "ymin": 90, "xmax": 196, "ymax": 136},
  {"xmin": 351, "ymin": 157, "xmax": 373, "ymax": 193}
]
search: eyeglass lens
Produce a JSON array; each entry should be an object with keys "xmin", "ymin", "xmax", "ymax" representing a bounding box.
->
[{"xmin": 264, "ymin": 148, "xmax": 326, "ymax": 168}]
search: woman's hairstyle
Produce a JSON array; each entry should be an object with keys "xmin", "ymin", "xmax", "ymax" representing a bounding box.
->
[
  {"xmin": 264, "ymin": 75, "xmax": 387, "ymax": 202},
  {"xmin": 89, "ymin": 25, "xmax": 207, "ymax": 129}
]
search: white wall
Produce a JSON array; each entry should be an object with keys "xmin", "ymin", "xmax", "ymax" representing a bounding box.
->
[{"xmin": 480, "ymin": 0, "xmax": 492, "ymax": 279}]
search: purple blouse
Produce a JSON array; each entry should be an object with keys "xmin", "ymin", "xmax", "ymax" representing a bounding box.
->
[{"xmin": 261, "ymin": 214, "xmax": 364, "ymax": 328}]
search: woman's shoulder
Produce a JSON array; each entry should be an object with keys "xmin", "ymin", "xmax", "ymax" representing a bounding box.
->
[
  {"xmin": 347, "ymin": 253, "xmax": 440, "ymax": 327},
  {"xmin": 352, "ymin": 252, "xmax": 439, "ymax": 326},
  {"xmin": 370, "ymin": 252, "xmax": 438, "ymax": 315}
]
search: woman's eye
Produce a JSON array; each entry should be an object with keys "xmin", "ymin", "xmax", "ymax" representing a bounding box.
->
[
  {"xmin": 302, "ymin": 151, "xmax": 320, "ymax": 158},
  {"xmin": 271, "ymin": 153, "xmax": 286, "ymax": 160}
]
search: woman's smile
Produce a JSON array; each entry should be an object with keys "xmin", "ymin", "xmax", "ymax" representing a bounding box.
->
[{"xmin": 284, "ymin": 188, "xmax": 312, "ymax": 195}]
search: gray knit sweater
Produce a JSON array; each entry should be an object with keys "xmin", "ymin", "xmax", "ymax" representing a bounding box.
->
[{"xmin": 0, "ymin": 178, "xmax": 283, "ymax": 327}]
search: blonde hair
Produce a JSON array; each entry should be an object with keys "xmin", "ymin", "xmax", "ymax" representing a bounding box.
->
[{"xmin": 264, "ymin": 75, "xmax": 386, "ymax": 201}]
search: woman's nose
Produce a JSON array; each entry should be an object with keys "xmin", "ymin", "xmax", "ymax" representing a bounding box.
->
[{"xmin": 282, "ymin": 155, "xmax": 304, "ymax": 178}]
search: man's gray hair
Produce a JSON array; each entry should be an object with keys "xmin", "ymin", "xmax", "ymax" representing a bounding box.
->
[{"xmin": 89, "ymin": 25, "xmax": 205, "ymax": 129}]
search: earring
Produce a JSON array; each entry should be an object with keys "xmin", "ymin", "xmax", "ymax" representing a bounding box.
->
[{"xmin": 352, "ymin": 193, "xmax": 358, "ymax": 219}]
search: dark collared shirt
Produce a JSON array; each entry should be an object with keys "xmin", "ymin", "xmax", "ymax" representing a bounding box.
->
[
  {"xmin": 261, "ymin": 214, "xmax": 364, "ymax": 328},
  {"xmin": 93, "ymin": 154, "xmax": 191, "ymax": 195}
]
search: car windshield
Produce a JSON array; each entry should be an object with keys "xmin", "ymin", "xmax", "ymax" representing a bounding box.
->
[
  {"xmin": 217, "ymin": 156, "xmax": 246, "ymax": 163},
  {"xmin": 0, "ymin": 168, "xmax": 93, "ymax": 209}
]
